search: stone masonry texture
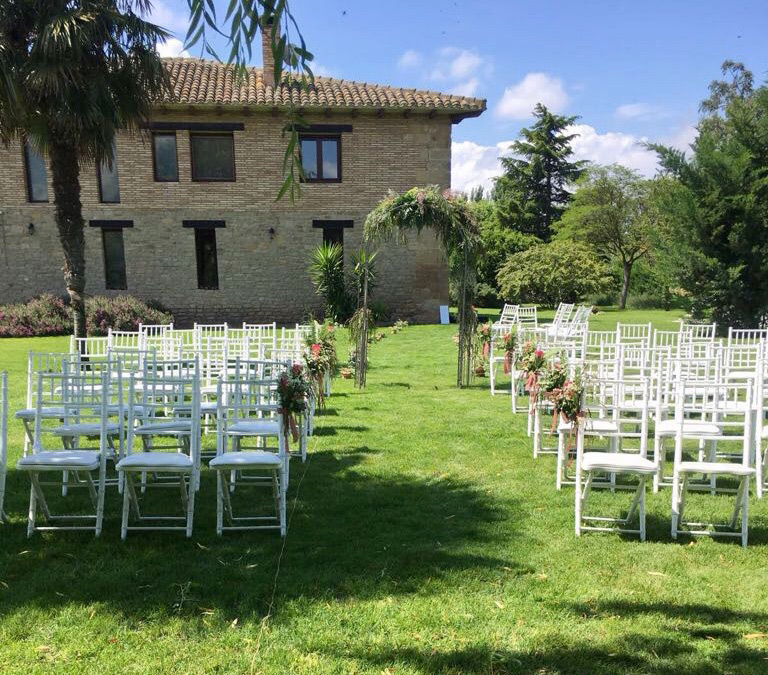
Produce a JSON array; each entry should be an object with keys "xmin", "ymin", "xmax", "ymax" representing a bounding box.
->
[{"xmin": 0, "ymin": 112, "xmax": 454, "ymax": 325}]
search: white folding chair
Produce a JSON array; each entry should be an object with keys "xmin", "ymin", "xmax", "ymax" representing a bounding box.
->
[
  {"xmin": 210, "ymin": 375, "xmax": 288, "ymax": 535},
  {"xmin": 17, "ymin": 369, "xmax": 110, "ymax": 536},
  {"xmin": 574, "ymin": 377, "xmax": 656, "ymax": 540},
  {"xmin": 670, "ymin": 379, "xmax": 755, "ymax": 547},
  {"xmin": 117, "ymin": 372, "xmax": 201, "ymax": 538}
]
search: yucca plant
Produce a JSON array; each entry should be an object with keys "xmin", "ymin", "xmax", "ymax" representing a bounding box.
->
[{"xmin": 308, "ymin": 243, "xmax": 350, "ymax": 321}]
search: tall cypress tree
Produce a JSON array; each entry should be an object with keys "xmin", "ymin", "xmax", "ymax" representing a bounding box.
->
[{"xmin": 494, "ymin": 104, "xmax": 587, "ymax": 240}]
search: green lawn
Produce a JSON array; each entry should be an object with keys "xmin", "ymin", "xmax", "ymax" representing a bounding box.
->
[{"xmin": 1, "ymin": 309, "xmax": 768, "ymax": 674}]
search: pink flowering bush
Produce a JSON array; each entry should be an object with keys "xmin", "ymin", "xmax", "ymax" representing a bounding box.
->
[{"xmin": 0, "ymin": 294, "xmax": 172, "ymax": 337}]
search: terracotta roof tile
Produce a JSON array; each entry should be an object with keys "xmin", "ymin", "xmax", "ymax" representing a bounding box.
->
[{"xmin": 160, "ymin": 58, "xmax": 486, "ymax": 117}]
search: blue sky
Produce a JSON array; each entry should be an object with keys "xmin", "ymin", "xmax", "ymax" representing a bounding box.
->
[{"xmin": 151, "ymin": 0, "xmax": 768, "ymax": 191}]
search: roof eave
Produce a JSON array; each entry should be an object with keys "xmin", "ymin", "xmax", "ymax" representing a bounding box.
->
[{"xmin": 154, "ymin": 101, "xmax": 486, "ymax": 120}]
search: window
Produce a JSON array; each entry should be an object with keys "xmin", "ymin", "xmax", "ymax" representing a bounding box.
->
[
  {"xmin": 152, "ymin": 132, "xmax": 178, "ymax": 181},
  {"xmin": 313, "ymin": 220, "xmax": 352, "ymax": 253},
  {"xmin": 101, "ymin": 228, "xmax": 127, "ymax": 290},
  {"xmin": 323, "ymin": 226, "xmax": 344, "ymax": 249},
  {"xmin": 193, "ymin": 227, "xmax": 220, "ymax": 289},
  {"xmin": 98, "ymin": 142, "xmax": 121, "ymax": 203},
  {"xmin": 190, "ymin": 133, "xmax": 235, "ymax": 181},
  {"xmin": 300, "ymin": 136, "xmax": 341, "ymax": 182},
  {"xmin": 23, "ymin": 143, "xmax": 49, "ymax": 202}
]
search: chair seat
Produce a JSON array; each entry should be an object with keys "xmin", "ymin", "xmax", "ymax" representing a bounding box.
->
[
  {"xmin": 98, "ymin": 404, "xmax": 147, "ymax": 417},
  {"xmin": 116, "ymin": 452, "xmax": 193, "ymax": 472},
  {"xmin": 210, "ymin": 451, "xmax": 282, "ymax": 469},
  {"xmin": 762, "ymin": 426, "xmax": 768, "ymax": 439},
  {"xmin": 50, "ymin": 422, "xmax": 120, "ymax": 436},
  {"xmin": 582, "ymin": 451, "xmax": 657, "ymax": 474},
  {"xmin": 17, "ymin": 450, "xmax": 100, "ymax": 471},
  {"xmin": 174, "ymin": 402, "xmax": 217, "ymax": 413},
  {"xmin": 228, "ymin": 420, "xmax": 281, "ymax": 436},
  {"xmin": 15, "ymin": 407, "xmax": 68, "ymax": 420},
  {"xmin": 677, "ymin": 461, "xmax": 754, "ymax": 476},
  {"xmin": 724, "ymin": 369, "xmax": 756, "ymax": 380},
  {"xmin": 133, "ymin": 420, "xmax": 193, "ymax": 434},
  {"xmin": 559, "ymin": 419, "xmax": 618, "ymax": 434},
  {"xmin": 657, "ymin": 420, "xmax": 720, "ymax": 436}
]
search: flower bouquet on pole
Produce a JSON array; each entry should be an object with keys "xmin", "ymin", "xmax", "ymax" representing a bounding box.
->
[
  {"xmin": 517, "ymin": 341, "xmax": 547, "ymax": 398},
  {"xmin": 277, "ymin": 364, "xmax": 312, "ymax": 450},
  {"xmin": 548, "ymin": 370, "xmax": 585, "ymax": 457},
  {"xmin": 500, "ymin": 331, "xmax": 517, "ymax": 375},
  {"xmin": 540, "ymin": 359, "xmax": 568, "ymax": 429}
]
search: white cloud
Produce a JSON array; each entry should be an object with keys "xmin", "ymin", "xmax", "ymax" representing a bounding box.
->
[
  {"xmin": 146, "ymin": 0, "xmax": 188, "ymax": 34},
  {"xmin": 663, "ymin": 124, "xmax": 698, "ymax": 153},
  {"xmin": 451, "ymin": 122, "xmax": 700, "ymax": 193},
  {"xmin": 566, "ymin": 124, "xmax": 658, "ymax": 176},
  {"xmin": 495, "ymin": 73, "xmax": 569, "ymax": 120},
  {"xmin": 398, "ymin": 46, "xmax": 491, "ymax": 97},
  {"xmin": 615, "ymin": 102, "xmax": 667, "ymax": 121},
  {"xmin": 397, "ymin": 49, "xmax": 423, "ymax": 69},
  {"xmin": 451, "ymin": 140, "xmax": 514, "ymax": 194},
  {"xmin": 156, "ymin": 38, "xmax": 190, "ymax": 58},
  {"xmin": 450, "ymin": 78, "xmax": 480, "ymax": 97},
  {"xmin": 431, "ymin": 48, "xmax": 485, "ymax": 81}
]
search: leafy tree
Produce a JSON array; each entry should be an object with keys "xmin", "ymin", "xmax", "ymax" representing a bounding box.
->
[
  {"xmin": 649, "ymin": 61, "xmax": 768, "ymax": 328},
  {"xmin": 494, "ymin": 104, "xmax": 587, "ymax": 240},
  {"xmin": 470, "ymin": 199, "xmax": 539, "ymax": 306},
  {"xmin": 496, "ymin": 241, "xmax": 610, "ymax": 308},
  {"xmin": 0, "ymin": 0, "xmax": 169, "ymax": 336},
  {"xmin": 556, "ymin": 165, "xmax": 653, "ymax": 309}
]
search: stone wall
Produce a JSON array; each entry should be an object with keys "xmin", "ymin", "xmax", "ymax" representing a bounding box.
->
[{"xmin": 0, "ymin": 111, "xmax": 452, "ymax": 324}]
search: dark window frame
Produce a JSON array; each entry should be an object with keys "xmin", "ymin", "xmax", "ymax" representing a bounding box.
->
[
  {"xmin": 22, "ymin": 143, "xmax": 49, "ymax": 203},
  {"xmin": 101, "ymin": 227, "xmax": 128, "ymax": 290},
  {"xmin": 189, "ymin": 132, "xmax": 236, "ymax": 182},
  {"xmin": 193, "ymin": 225, "xmax": 220, "ymax": 290},
  {"xmin": 300, "ymin": 134, "xmax": 342, "ymax": 183},
  {"xmin": 97, "ymin": 144, "xmax": 121, "ymax": 204},
  {"xmin": 151, "ymin": 132, "xmax": 179, "ymax": 182}
]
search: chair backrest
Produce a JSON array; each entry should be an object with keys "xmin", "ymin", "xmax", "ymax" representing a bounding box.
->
[
  {"xmin": 126, "ymin": 373, "xmax": 200, "ymax": 461},
  {"xmin": 516, "ymin": 306, "xmax": 538, "ymax": 328},
  {"xmin": 107, "ymin": 329, "xmax": 141, "ymax": 350},
  {"xmin": 70, "ymin": 336, "xmax": 109, "ymax": 360},
  {"xmin": 215, "ymin": 374, "xmax": 284, "ymax": 455},
  {"xmin": 497, "ymin": 304, "xmax": 519, "ymax": 325},
  {"xmin": 139, "ymin": 323, "xmax": 173, "ymax": 337},
  {"xmin": 679, "ymin": 321, "xmax": 717, "ymax": 343},
  {"xmin": 243, "ymin": 322, "xmax": 278, "ymax": 358},
  {"xmin": 616, "ymin": 322, "xmax": 652, "ymax": 345},
  {"xmin": 673, "ymin": 379, "xmax": 753, "ymax": 465},
  {"xmin": 653, "ymin": 329, "xmax": 679, "ymax": 349},
  {"xmin": 727, "ymin": 327, "xmax": 768, "ymax": 347},
  {"xmin": 33, "ymin": 368, "xmax": 111, "ymax": 452}
]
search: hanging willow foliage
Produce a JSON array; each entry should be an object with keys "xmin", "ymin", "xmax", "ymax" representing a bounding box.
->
[{"xmin": 364, "ymin": 186, "xmax": 480, "ymax": 388}]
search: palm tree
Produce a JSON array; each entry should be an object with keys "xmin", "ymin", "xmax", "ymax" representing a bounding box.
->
[{"xmin": 0, "ymin": 0, "xmax": 170, "ymax": 336}]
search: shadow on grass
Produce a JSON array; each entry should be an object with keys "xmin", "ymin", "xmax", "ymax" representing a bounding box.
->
[
  {"xmin": 0, "ymin": 447, "xmax": 520, "ymax": 623},
  {"xmin": 313, "ymin": 424, "xmax": 370, "ymax": 436},
  {"xmin": 323, "ymin": 627, "xmax": 768, "ymax": 674}
]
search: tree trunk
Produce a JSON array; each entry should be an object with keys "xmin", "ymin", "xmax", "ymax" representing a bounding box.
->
[
  {"xmin": 49, "ymin": 140, "xmax": 86, "ymax": 337},
  {"xmin": 619, "ymin": 260, "xmax": 632, "ymax": 310}
]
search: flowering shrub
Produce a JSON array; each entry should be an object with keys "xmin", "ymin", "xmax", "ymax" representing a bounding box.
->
[
  {"xmin": 86, "ymin": 296, "xmax": 173, "ymax": 335},
  {"xmin": 0, "ymin": 294, "xmax": 173, "ymax": 337}
]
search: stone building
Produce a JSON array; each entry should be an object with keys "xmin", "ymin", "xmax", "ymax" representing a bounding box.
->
[{"xmin": 0, "ymin": 50, "xmax": 485, "ymax": 324}]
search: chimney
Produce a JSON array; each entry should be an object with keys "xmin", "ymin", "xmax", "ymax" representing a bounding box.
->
[{"xmin": 261, "ymin": 16, "xmax": 276, "ymax": 89}]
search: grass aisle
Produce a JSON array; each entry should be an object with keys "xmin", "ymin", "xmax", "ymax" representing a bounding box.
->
[{"xmin": 0, "ymin": 311, "xmax": 767, "ymax": 673}]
